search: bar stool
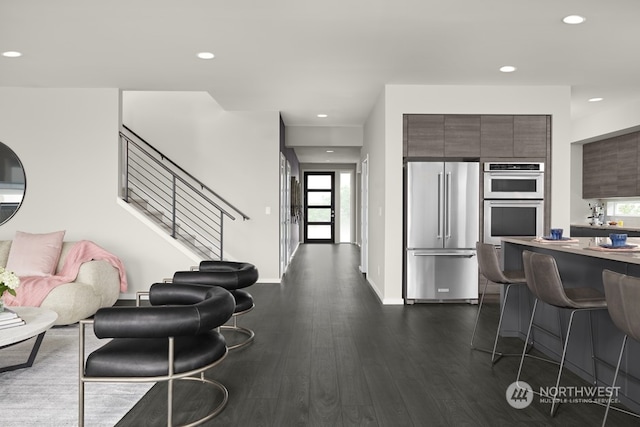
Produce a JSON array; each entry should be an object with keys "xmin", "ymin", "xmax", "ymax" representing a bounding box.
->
[
  {"xmin": 601, "ymin": 270, "xmax": 640, "ymax": 426},
  {"xmin": 471, "ymin": 242, "xmax": 527, "ymax": 364},
  {"xmin": 518, "ymin": 250, "xmax": 608, "ymax": 416}
]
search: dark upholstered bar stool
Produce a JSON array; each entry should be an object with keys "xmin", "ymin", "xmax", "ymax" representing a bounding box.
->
[
  {"xmin": 79, "ymin": 283, "xmax": 235, "ymax": 427},
  {"xmin": 172, "ymin": 260, "xmax": 259, "ymax": 350},
  {"xmin": 601, "ymin": 270, "xmax": 640, "ymax": 426},
  {"xmin": 471, "ymin": 242, "xmax": 528, "ymax": 364},
  {"xmin": 518, "ymin": 250, "xmax": 608, "ymax": 416}
]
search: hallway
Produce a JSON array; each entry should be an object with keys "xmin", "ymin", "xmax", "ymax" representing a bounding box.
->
[{"xmin": 118, "ymin": 244, "xmax": 637, "ymax": 426}]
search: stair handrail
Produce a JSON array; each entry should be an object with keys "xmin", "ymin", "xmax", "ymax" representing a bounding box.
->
[
  {"xmin": 121, "ymin": 124, "xmax": 251, "ymax": 221},
  {"xmin": 122, "ymin": 134, "xmax": 234, "ymax": 222}
]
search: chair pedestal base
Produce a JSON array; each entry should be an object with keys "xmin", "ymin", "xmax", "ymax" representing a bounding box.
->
[
  {"xmin": 220, "ymin": 322, "xmax": 255, "ymax": 350},
  {"xmin": 175, "ymin": 375, "xmax": 229, "ymax": 427}
]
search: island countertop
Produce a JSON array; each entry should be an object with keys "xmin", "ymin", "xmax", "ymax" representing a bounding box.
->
[{"xmin": 501, "ymin": 236, "xmax": 640, "ymax": 266}]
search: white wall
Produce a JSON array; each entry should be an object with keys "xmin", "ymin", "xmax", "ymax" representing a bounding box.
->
[
  {"xmin": 361, "ymin": 89, "xmax": 391, "ymax": 302},
  {"xmin": 123, "ymin": 91, "xmax": 281, "ymax": 281},
  {"xmin": 572, "ymin": 99, "xmax": 640, "ymax": 144},
  {"xmin": 286, "ymin": 126, "xmax": 363, "ymax": 147},
  {"xmin": 0, "ymin": 87, "xmax": 196, "ymax": 298},
  {"xmin": 363, "ymin": 84, "xmax": 571, "ymax": 303}
]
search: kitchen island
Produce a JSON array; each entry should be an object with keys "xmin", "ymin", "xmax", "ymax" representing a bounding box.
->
[{"xmin": 501, "ymin": 237, "xmax": 640, "ymax": 414}]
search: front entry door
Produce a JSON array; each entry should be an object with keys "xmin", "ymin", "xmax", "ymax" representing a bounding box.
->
[{"xmin": 304, "ymin": 172, "xmax": 335, "ymax": 243}]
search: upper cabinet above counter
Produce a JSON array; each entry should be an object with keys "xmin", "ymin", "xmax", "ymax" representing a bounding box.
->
[
  {"xmin": 582, "ymin": 131, "xmax": 640, "ymax": 199},
  {"xmin": 403, "ymin": 114, "xmax": 550, "ymax": 159}
]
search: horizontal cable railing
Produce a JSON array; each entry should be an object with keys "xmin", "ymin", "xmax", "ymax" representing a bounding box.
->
[{"xmin": 120, "ymin": 126, "xmax": 249, "ymax": 260}]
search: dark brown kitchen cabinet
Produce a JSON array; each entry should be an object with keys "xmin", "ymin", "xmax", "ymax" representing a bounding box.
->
[
  {"xmin": 404, "ymin": 114, "xmax": 549, "ymax": 160},
  {"xmin": 404, "ymin": 114, "xmax": 444, "ymax": 157},
  {"xmin": 480, "ymin": 115, "xmax": 513, "ymax": 157},
  {"xmin": 514, "ymin": 116, "xmax": 548, "ymax": 158},
  {"xmin": 582, "ymin": 132, "xmax": 640, "ymax": 198},
  {"xmin": 444, "ymin": 115, "xmax": 480, "ymax": 157},
  {"xmin": 616, "ymin": 133, "xmax": 639, "ymax": 197},
  {"xmin": 599, "ymin": 139, "xmax": 620, "ymax": 197},
  {"xmin": 582, "ymin": 142, "xmax": 601, "ymax": 199}
]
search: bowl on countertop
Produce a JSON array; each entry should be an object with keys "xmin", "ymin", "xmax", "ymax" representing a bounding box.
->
[
  {"xmin": 550, "ymin": 228, "xmax": 564, "ymax": 240},
  {"xmin": 609, "ymin": 233, "xmax": 628, "ymax": 247}
]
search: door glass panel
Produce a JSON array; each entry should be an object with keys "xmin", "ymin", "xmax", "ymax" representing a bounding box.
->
[
  {"xmin": 307, "ymin": 191, "xmax": 331, "ymax": 206},
  {"xmin": 340, "ymin": 172, "xmax": 351, "ymax": 243},
  {"xmin": 308, "ymin": 208, "xmax": 332, "ymax": 222},
  {"xmin": 307, "ymin": 225, "xmax": 331, "ymax": 239},
  {"xmin": 307, "ymin": 175, "xmax": 332, "ymax": 190}
]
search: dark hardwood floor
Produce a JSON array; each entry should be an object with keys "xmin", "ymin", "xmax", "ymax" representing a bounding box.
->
[{"xmin": 117, "ymin": 244, "xmax": 638, "ymax": 426}]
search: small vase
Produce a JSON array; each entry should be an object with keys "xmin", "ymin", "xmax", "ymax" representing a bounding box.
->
[{"xmin": 0, "ymin": 299, "xmax": 4, "ymax": 312}]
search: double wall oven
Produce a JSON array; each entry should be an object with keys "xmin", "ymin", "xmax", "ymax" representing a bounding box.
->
[{"xmin": 483, "ymin": 162, "xmax": 544, "ymax": 245}]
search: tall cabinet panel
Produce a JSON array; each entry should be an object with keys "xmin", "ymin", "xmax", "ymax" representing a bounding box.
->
[
  {"xmin": 405, "ymin": 114, "xmax": 445, "ymax": 157},
  {"xmin": 582, "ymin": 142, "xmax": 601, "ymax": 199},
  {"xmin": 513, "ymin": 116, "xmax": 548, "ymax": 158},
  {"xmin": 480, "ymin": 115, "xmax": 514, "ymax": 157},
  {"xmin": 617, "ymin": 134, "xmax": 638, "ymax": 197},
  {"xmin": 444, "ymin": 115, "xmax": 481, "ymax": 157},
  {"xmin": 599, "ymin": 139, "xmax": 619, "ymax": 197}
]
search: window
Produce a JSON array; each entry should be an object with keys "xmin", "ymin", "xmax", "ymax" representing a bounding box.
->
[
  {"xmin": 606, "ymin": 200, "xmax": 640, "ymax": 217},
  {"xmin": 340, "ymin": 172, "xmax": 351, "ymax": 243}
]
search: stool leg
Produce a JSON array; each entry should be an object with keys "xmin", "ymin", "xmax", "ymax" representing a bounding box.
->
[
  {"xmin": 588, "ymin": 310, "xmax": 597, "ymax": 385},
  {"xmin": 603, "ymin": 335, "xmax": 627, "ymax": 427},
  {"xmin": 491, "ymin": 283, "xmax": 513, "ymax": 364},
  {"xmin": 517, "ymin": 298, "xmax": 538, "ymax": 384},
  {"xmin": 168, "ymin": 378, "xmax": 173, "ymax": 427},
  {"xmin": 551, "ymin": 309, "xmax": 578, "ymax": 416},
  {"xmin": 470, "ymin": 276, "xmax": 490, "ymax": 348}
]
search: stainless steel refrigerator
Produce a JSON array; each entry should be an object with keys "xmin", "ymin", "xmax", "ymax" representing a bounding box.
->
[{"xmin": 405, "ymin": 161, "xmax": 479, "ymax": 302}]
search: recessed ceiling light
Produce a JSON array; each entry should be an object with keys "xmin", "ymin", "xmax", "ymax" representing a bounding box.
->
[
  {"xmin": 326, "ymin": 150, "xmax": 334, "ymax": 153},
  {"xmin": 2, "ymin": 51, "xmax": 22, "ymax": 58},
  {"xmin": 499, "ymin": 65, "xmax": 517, "ymax": 73},
  {"xmin": 563, "ymin": 15, "xmax": 586, "ymax": 25},
  {"xmin": 317, "ymin": 114, "xmax": 328, "ymax": 118},
  {"xmin": 196, "ymin": 52, "xmax": 215, "ymax": 60},
  {"xmin": 588, "ymin": 97, "xmax": 604, "ymax": 102}
]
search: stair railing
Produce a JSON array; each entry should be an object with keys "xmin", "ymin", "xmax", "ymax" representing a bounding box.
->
[{"xmin": 120, "ymin": 125, "xmax": 249, "ymax": 260}]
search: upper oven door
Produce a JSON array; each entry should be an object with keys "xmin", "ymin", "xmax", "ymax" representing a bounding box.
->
[{"xmin": 483, "ymin": 171, "xmax": 544, "ymax": 199}]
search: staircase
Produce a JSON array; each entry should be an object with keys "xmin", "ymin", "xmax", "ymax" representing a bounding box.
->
[{"xmin": 119, "ymin": 125, "xmax": 249, "ymax": 260}]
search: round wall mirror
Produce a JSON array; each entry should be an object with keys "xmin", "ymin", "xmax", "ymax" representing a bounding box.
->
[{"xmin": 0, "ymin": 142, "xmax": 26, "ymax": 225}]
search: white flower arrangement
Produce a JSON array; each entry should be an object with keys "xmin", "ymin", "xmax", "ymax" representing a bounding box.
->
[{"xmin": 0, "ymin": 267, "xmax": 20, "ymax": 298}]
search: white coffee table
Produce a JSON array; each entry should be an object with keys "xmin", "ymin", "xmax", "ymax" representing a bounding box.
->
[{"xmin": 0, "ymin": 307, "xmax": 58, "ymax": 373}]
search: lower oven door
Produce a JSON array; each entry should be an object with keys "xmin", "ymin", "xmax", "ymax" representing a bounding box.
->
[{"xmin": 484, "ymin": 199, "xmax": 544, "ymax": 245}]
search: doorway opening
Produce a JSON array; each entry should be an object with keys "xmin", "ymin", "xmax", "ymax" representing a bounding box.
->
[{"xmin": 304, "ymin": 172, "xmax": 335, "ymax": 243}]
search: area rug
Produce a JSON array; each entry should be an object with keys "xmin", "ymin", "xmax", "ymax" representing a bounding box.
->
[{"xmin": 1, "ymin": 324, "xmax": 152, "ymax": 426}]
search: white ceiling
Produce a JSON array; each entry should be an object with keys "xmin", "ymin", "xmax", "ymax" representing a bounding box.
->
[{"xmin": 2, "ymin": 0, "xmax": 640, "ymax": 163}]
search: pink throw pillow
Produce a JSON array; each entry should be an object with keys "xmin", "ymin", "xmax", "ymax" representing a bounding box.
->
[{"xmin": 5, "ymin": 230, "xmax": 66, "ymax": 277}]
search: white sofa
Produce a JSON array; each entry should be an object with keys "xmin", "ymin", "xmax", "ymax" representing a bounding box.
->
[{"xmin": 0, "ymin": 240, "xmax": 121, "ymax": 325}]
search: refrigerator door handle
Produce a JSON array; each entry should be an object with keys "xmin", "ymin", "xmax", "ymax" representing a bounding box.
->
[
  {"xmin": 437, "ymin": 172, "xmax": 443, "ymax": 239},
  {"xmin": 445, "ymin": 171, "xmax": 451, "ymax": 239}
]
